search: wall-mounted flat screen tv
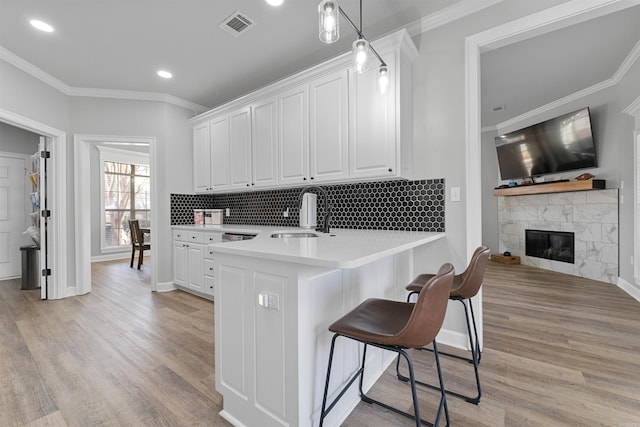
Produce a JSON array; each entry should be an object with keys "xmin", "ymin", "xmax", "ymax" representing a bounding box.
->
[{"xmin": 494, "ymin": 107, "xmax": 597, "ymax": 181}]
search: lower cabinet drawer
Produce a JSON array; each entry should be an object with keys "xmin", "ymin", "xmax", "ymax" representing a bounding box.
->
[
  {"xmin": 204, "ymin": 259, "xmax": 215, "ymax": 277},
  {"xmin": 203, "ymin": 275, "xmax": 215, "ymax": 296}
]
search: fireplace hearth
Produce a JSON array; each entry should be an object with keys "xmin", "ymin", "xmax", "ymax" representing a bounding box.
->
[{"xmin": 525, "ymin": 229, "xmax": 575, "ymax": 264}]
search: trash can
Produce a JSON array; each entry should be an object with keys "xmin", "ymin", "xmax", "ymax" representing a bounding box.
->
[{"xmin": 20, "ymin": 245, "xmax": 40, "ymax": 290}]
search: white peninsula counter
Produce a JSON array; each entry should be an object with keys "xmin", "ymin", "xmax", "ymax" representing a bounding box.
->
[{"xmin": 209, "ymin": 228, "xmax": 445, "ymax": 427}]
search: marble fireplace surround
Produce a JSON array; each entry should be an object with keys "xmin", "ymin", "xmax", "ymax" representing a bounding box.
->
[{"xmin": 498, "ymin": 189, "xmax": 618, "ymax": 284}]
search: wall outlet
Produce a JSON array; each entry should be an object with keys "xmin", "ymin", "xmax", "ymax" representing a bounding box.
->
[
  {"xmin": 225, "ymin": 208, "xmax": 230, "ymax": 217},
  {"xmin": 258, "ymin": 292, "xmax": 280, "ymax": 310}
]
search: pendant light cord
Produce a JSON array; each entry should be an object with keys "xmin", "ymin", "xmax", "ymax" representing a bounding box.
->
[{"xmin": 337, "ymin": 2, "xmax": 387, "ymax": 67}]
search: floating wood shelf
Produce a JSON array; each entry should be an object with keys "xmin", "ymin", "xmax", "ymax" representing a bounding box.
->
[
  {"xmin": 490, "ymin": 253, "xmax": 520, "ymax": 264},
  {"xmin": 493, "ymin": 179, "xmax": 605, "ymax": 196}
]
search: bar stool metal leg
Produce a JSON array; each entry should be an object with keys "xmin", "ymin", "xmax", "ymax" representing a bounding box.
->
[
  {"xmin": 320, "ymin": 334, "xmax": 450, "ymax": 427},
  {"xmin": 397, "ymin": 296, "xmax": 482, "ymax": 404}
]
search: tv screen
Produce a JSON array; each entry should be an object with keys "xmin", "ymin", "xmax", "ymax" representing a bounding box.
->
[{"xmin": 494, "ymin": 107, "xmax": 597, "ymax": 181}]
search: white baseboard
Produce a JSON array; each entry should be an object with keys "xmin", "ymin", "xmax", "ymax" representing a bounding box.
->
[
  {"xmin": 0, "ymin": 274, "xmax": 20, "ymax": 281},
  {"xmin": 437, "ymin": 327, "xmax": 471, "ymax": 351},
  {"xmin": 617, "ymin": 276, "xmax": 640, "ymax": 302},
  {"xmin": 91, "ymin": 252, "xmax": 130, "ymax": 262},
  {"xmin": 156, "ymin": 281, "xmax": 176, "ymax": 293}
]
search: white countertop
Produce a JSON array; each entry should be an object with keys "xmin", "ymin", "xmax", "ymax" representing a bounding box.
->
[{"xmin": 172, "ymin": 224, "xmax": 445, "ymax": 269}]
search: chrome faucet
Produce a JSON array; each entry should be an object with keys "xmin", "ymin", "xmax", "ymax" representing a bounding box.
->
[{"xmin": 298, "ymin": 186, "xmax": 331, "ymax": 233}]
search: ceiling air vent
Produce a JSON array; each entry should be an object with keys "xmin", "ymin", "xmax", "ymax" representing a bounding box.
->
[{"xmin": 219, "ymin": 11, "xmax": 256, "ymax": 37}]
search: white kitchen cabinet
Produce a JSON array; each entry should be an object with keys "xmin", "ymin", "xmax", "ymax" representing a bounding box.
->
[
  {"xmin": 172, "ymin": 240, "xmax": 188, "ymax": 287},
  {"xmin": 193, "ymin": 122, "xmax": 211, "ymax": 192},
  {"xmin": 278, "ymin": 84, "xmax": 309, "ymax": 186},
  {"xmin": 349, "ymin": 34, "xmax": 416, "ymax": 180},
  {"xmin": 172, "ymin": 230, "xmax": 204, "ymax": 293},
  {"xmin": 349, "ymin": 53, "xmax": 397, "ymax": 179},
  {"xmin": 191, "ymin": 29, "xmax": 417, "ymax": 190},
  {"xmin": 251, "ymin": 96, "xmax": 278, "ymax": 188},
  {"xmin": 173, "ymin": 229, "xmax": 222, "ymax": 299},
  {"xmin": 210, "ymin": 114, "xmax": 231, "ymax": 191},
  {"xmin": 309, "ymin": 69, "xmax": 349, "ymax": 183},
  {"xmin": 229, "ymin": 106, "xmax": 253, "ymax": 190}
]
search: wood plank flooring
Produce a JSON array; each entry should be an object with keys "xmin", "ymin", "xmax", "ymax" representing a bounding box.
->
[{"xmin": 1, "ymin": 260, "xmax": 639, "ymax": 426}]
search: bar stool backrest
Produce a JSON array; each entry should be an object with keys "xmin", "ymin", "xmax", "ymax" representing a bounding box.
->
[
  {"xmin": 450, "ymin": 246, "xmax": 490, "ymax": 299},
  {"xmin": 396, "ymin": 263, "xmax": 454, "ymax": 348}
]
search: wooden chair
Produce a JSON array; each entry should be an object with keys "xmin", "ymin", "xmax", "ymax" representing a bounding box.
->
[{"xmin": 129, "ymin": 220, "xmax": 150, "ymax": 269}]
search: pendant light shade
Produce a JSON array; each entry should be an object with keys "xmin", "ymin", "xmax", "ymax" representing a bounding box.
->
[
  {"xmin": 377, "ymin": 65, "xmax": 389, "ymax": 94},
  {"xmin": 317, "ymin": 0, "xmax": 388, "ymax": 91},
  {"xmin": 318, "ymin": 0, "xmax": 339, "ymax": 43},
  {"xmin": 352, "ymin": 39, "xmax": 370, "ymax": 74}
]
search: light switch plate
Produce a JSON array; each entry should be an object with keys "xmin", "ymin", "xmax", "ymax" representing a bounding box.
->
[{"xmin": 451, "ymin": 187, "xmax": 461, "ymax": 202}]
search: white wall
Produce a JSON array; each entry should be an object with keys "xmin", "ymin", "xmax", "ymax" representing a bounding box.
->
[
  {"xmin": 617, "ymin": 58, "xmax": 640, "ymax": 283},
  {"xmin": 0, "ymin": 121, "xmax": 39, "ymax": 154},
  {"xmin": 70, "ymin": 97, "xmax": 194, "ymax": 285},
  {"xmin": 410, "ymin": 0, "xmax": 571, "ymax": 336},
  {"xmin": 0, "ymin": 58, "xmax": 196, "ymax": 292}
]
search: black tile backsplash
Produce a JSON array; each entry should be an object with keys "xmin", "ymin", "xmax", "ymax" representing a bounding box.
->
[
  {"xmin": 170, "ymin": 194, "xmax": 216, "ymax": 225},
  {"xmin": 171, "ymin": 179, "xmax": 445, "ymax": 232}
]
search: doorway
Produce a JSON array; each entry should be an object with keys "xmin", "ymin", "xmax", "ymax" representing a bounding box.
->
[
  {"xmin": 0, "ymin": 152, "xmax": 31, "ymax": 279},
  {"xmin": 74, "ymin": 134, "xmax": 158, "ymax": 294},
  {"xmin": 0, "ymin": 109, "xmax": 67, "ymax": 299}
]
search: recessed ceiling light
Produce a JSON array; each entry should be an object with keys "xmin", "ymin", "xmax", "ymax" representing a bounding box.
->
[
  {"xmin": 157, "ymin": 70, "xmax": 173, "ymax": 79},
  {"xmin": 266, "ymin": 0, "xmax": 283, "ymax": 6},
  {"xmin": 30, "ymin": 19, "xmax": 54, "ymax": 33}
]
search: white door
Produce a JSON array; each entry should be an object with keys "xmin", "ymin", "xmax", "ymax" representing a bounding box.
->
[
  {"xmin": 193, "ymin": 122, "xmax": 211, "ymax": 192},
  {"xmin": 278, "ymin": 84, "xmax": 309, "ymax": 185},
  {"xmin": 229, "ymin": 106, "xmax": 252, "ymax": 190},
  {"xmin": 310, "ymin": 70, "xmax": 349, "ymax": 183},
  {"xmin": 252, "ymin": 96, "xmax": 278, "ymax": 188},
  {"xmin": 210, "ymin": 115, "xmax": 231, "ymax": 191},
  {"xmin": 0, "ymin": 155, "xmax": 28, "ymax": 279}
]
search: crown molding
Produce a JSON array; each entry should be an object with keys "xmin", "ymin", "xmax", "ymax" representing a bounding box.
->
[
  {"xmin": 69, "ymin": 87, "xmax": 208, "ymax": 114},
  {"xmin": 1, "ymin": 45, "xmax": 208, "ymax": 114},
  {"xmin": 0, "ymin": 45, "xmax": 71, "ymax": 95},
  {"xmin": 623, "ymin": 95, "xmax": 640, "ymax": 117},
  {"xmin": 496, "ymin": 37, "xmax": 640, "ymax": 133},
  {"xmin": 405, "ymin": 0, "xmax": 505, "ymax": 37}
]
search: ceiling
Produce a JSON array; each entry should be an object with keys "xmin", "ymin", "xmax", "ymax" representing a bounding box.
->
[
  {"xmin": 481, "ymin": 4, "xmax": 640, "ymax": 128},
  {"xmin": 0, "ymin": 0, "xmax": 458, "ymax": 109},
  {"xmin": 1, "ymin": 0, "xmax": 638, "ymax": 126}
]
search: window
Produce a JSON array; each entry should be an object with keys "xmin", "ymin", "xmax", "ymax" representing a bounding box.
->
[
  {"xmin": 98, "ymin": 146, "xmax": 150, "ymax": 252},
  {"xmin": 104, "ymin": 161, "xmax": 150, "ymax": 248}
]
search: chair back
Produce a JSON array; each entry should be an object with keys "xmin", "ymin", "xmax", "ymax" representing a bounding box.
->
[
  {"xmin": 129, "ymin": 220, "xmax": 143, "ymax": 246},
  {"xmin": 451, "ymin": 246, "xmax": 490, "ymax": 299},
  {"xmin": 395, "ymin": 263, "xmax": 454, "ymax": 348}
]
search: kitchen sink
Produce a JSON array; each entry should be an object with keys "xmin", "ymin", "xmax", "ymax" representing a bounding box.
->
[{"xmin": 271, "ymin": 232, "xmax": 319, "ymax": 238}]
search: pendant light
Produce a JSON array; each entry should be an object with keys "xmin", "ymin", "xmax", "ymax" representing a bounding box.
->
[
  {"xmin": 318, "ymin": 0, "xmax": 339, "ymax": 43},
  {"xmin": 318, "ymin": 0, "xmax": 388, "ymax": 92}
]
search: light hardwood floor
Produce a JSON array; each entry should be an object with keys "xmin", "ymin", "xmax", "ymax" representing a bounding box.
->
[{"xmin": 1, "ymin": 260, "xmax": 639, "ymax": 426}]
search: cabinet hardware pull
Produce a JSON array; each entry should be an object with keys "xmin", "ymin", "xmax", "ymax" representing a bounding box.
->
[
  {"xmin": 310, "ymin": 177, "xmax": 314, "ymax": 180},
  {"xmin": 388, "ymin": 168, "xmax": 393, "ymax": 172},
  {"xmin": 303, "ymin": 177, "xmax": 307, "ymax": 180}
]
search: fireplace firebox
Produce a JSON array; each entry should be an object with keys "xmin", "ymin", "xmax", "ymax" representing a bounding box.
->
[{"xmin": 525, "ymin": 229, "xmax": 575, "ymax": 264}]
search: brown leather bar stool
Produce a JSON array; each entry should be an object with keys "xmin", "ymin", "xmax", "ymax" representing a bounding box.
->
[
  {"xmin": 397, "ymin": 246, "xmax": 490, "ymax": 405},
  {"xmin": 319, "ymin": 263, "xmax": 454, "ymax": 427}
]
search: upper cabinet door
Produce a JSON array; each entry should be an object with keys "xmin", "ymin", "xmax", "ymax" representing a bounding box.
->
[
  {"xmin": 210, "ymin": 114, "xmax": 231, "ymax": 191},
  {"xmin": 251, "ymin": 97, "xmax": 278, "ymax": 188},
  {"xmin": 349, "ymin": 53, "xmax": 398, "ymax": 179},
  {"xmin": 229, "ymin": 106, "xmax": 253, "ymax": 190},
  {"xmin": 193, "ymin": 122, "xmax": 211, "ymax": 192},
  {"xmin": 278, "ymin": 84, "xmax": 309, "ymax": 186},
  {"xmin": 309, "ymin": 70, "xmax": 349, "ymax": 183}
]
